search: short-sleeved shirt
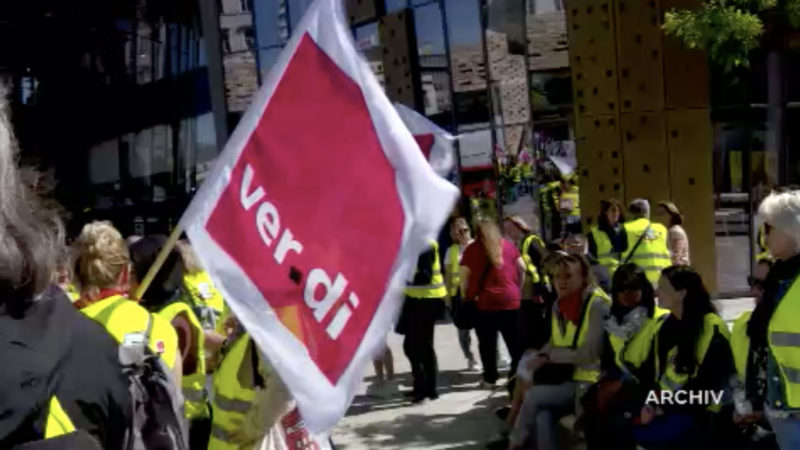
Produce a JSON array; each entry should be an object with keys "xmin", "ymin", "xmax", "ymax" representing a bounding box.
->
[{"xmin": 461, "ymin": 239, "xmax": 521, "ymax": 311}]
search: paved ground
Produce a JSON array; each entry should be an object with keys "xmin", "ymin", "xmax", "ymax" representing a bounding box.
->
[{"xmin": 331, "ymin": 298, "xmax": 756, "ymax": 450}]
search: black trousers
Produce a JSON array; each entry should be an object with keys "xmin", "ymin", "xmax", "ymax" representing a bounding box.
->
[
  {"xmin": 401, "ymin": 297, "xmax": 444, "ymax": 397},
  {"xmin": 475, "ymin": 308, "xmax": 521, "ymax": 387},
  {"xmin": 518, "ymin": 299, "xmax": 548, "ymax": 350}
]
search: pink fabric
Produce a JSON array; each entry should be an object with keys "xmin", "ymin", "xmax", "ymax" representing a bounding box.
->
[{"xmin": 462, "ymin": 239, "xmax": 521, "ymax": 311}]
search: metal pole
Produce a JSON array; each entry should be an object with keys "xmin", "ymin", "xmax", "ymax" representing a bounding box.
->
[
  {"xmin": 438, "ymin": 0, "xmax": 463, "ymax": 191},
  {"xmin": 478, "ymin": 0, "xmax": 503, "ymax": 221}
]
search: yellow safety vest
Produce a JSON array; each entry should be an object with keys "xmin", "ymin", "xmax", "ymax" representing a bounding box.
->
[
  {"xmin": 731, "ymin": 311, "xmax": 752, "ymax": 384},
  {"xmin": 66, "ymin": 284, "xmax": 80, "ymax": 303},
  {"xmin": 208, "ymin": 334, "xmax": 256, "ymax": 450},
  {"xmin": 550, "ymin": 287, "xmax": 611, "ymax": 382},
  {"xmin": 768, "ymin": 275, "xmax": 800, "ymax": 409},
  {"xmin": 757, "ymin": 224, "xmax": 770, "ymax": 262},
  {"xmin": 405, "ymin": 240, "xmax": 447, "ymax": 299},
  {"xmin": 657, "ymin": 313, "xmax": 730, "ymax": 412},
  {"xmin": 622, "ymin": 218, "xmax": 671, "ymax": 284},
  {"xmin": 183, "ymin": 271, "xmax": 225, "ymax": 317},
  {"xmin": 520, "ymin": 234, "xmax": 545, "ymax": 284},
  {"xmin": 608, "ymin": 307, "xmax": 670, "ymax": 375},
  {"xmin": 81, "ymin": 295, "xmax": 178, "ymax": 370},
  {"xmin": 590, "ymin": 226, "xmax": 621, "ymax": 277},
  {"xmin": 447, "ymin": 244, "xmax": 462, "ymax": 297},
  {"xmin": 158, "ymin": 301, "xmax": 208, "ymax": 420},
  {"xmin": 44, "ymin": 396, "xmax": 76, "ymax": 439},
  {"xmin": 559, "ymin": 185, "xmax": 581, "ymax": 218},
  {"xmin": 511, "ymin": 165, "xmax": 522, "ymax": 183}
]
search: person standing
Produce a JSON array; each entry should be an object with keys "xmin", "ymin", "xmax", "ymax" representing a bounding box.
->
[
  {"xmin": 747, "ymin": 190, "xmax": 800, "ymax": 449},
  {"xmin": 397, "ymin": 239, "xmax": 447, "ymax": 403},
  {"xmin": 589, "ymin": 199, "xmax": 627, "ymax": 277},
  {"xmin": 444, "ymin": 217, "xmax": 480, "ymax": 371},
  {"xmin": 557, "ymin": 174, "xmax": 582, "ymax": 237},
  {"xmin": 0, "ymin": 92, "xmax": 131, "ymax": 448},
  {"xmin": 622, "ymin": 199, "xmax": 671, "ymax": 285},
  {"xmin": 461, "ymin": 220, "xmax": 524, "ymax": 390},
  {"xmin": 656, "ymin": 201, "xmax": 691, "ymax": 266},
  {"xmin": 503, "ymin": 215, "xmax": 549, "ymax": 351}
]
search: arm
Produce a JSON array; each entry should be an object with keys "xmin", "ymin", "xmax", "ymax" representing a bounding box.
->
[
  {"xmin": 517, "ymin": 256, "xmax": 527, "ymax": 295},
  {"xmin": 548, "ymin": 298, "xmax": 610, "ymax": 365},
  {"xmin": 443, "ymin": 247, "xmax": 453, "ymax": 302},
  {"xmin": 243, "ymin": 354, "xmax": 293, "ymax": 435}
]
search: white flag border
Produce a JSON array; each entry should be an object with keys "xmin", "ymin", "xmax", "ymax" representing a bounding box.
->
[{"xmin": 181, "ymin": 0, "xmax": 457, "ymax": 433}]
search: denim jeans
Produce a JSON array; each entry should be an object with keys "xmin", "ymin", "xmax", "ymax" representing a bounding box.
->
[
  {"xmin": 457, "ymin": 328, "xmax": 475, "ymax": 362},
  {"xmin": 509, "ymin": 381, "xmax": 575, "ymax": 449},
  {"xmin": 768, "ymin": 413, "xmax": 800, "ymax": 450}
]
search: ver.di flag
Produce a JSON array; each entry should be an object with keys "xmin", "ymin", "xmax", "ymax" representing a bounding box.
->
[
  {"xmin": 179, "ymin": 0, "xmax": 458, "ymax": 433},
  {"xmin": 394, "ymin": 102, "xmax": 456, "ymax": 178}
]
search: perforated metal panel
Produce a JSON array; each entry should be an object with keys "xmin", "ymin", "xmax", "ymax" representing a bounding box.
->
[
  {"xmin": 661, "ymin": 0, "xmax": 709, "ymax": 109},
  {"xmin": 346, "ymin": 0, "xmax": 383, "ymax": 26},
  {"xmin": 575, "ymin": 115, "xmax": 624, "ymax": 229},
  {"xmin": 379, "ymin": 9, "xmax": 423, "ymax": 110},
  {"xmin": 567, "ymin": 0, "xmax": 619, "ymax": 117},
  {"xmin": 621, "ymin": 112, "xmax": 670, "ymax": 204},
  {"xmin": 668, "ymin": 109, "xmax": 716, "ymax": 290},
  {"xmin": 616, "ymin": 0, "xmax": 664, "ymax": 112}
]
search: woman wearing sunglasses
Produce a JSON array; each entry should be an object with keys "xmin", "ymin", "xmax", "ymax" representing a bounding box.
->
[{"xmin": 748, "ymin": 190, "xmax": 800, "ymax": 449}]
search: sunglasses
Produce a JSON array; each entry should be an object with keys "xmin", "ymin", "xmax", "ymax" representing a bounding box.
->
[{"xmin": 747, "ymin": 276, "xmax": 766, "ymax": 288}]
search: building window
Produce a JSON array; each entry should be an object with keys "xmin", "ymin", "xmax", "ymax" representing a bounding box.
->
[
  {"xmin": 243, "ymin": 27, "xmax": 256, "ymax": 50},
  {"xmin": 222, "ymin": 30, "xmax": 232, "ymax": 53},
  {"xmin": 240, "ymin": 0, "xmax": 250, "ymax": 12}
]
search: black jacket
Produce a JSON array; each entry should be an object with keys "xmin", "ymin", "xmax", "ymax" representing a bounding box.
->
[{"xmin": 0, "ymin": 286, "xmax": 131, "ymax": 449}]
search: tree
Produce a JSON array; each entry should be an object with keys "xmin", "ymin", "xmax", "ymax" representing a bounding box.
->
[{"xmin": 662, "ymin": 0, "xmax": 800, "ymax": 71}]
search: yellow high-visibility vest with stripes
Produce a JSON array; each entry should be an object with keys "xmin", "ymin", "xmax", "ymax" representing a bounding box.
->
[
  {"xmin": 550, "ymin": 287, "xmax": 610, "ymax": 383},
  {"xmin": 768, "ymin": 275, "xmax": 800, "ymax": 409},
  {"xmin": 158, "ymin": 301, "xmax": 209, "ymax": 420},
  {"xmin": 608, "ymin": 307, "xmax": 670, "ymax": 375},
  {"xmin": 622, "ymin": 218, "xmax": 671, "ymax": 284},
  {"xmin": 208, "ymin": 334, "xmax": 256, "ymax": 450},
  {"xmin": 657, "ymin": 313, "xmax": 729, "ymax": 412},
  {"xmin": 447, "ymin": 243, "xmax": 462, "ymax": 297},
  {"xmin": 590, "ymin": 226, "xmax": 621, "ymax": 277},
  {"xmin": 80, "ymin": 295, "xmax": 178, "ymax": 370},
  {"xmin": 405, "ymin": 240, "xmax": 447, "ymax": 299}
]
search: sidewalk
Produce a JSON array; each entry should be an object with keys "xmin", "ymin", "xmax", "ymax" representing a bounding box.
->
[{"xmin": 332, "ymin": 298, "xmax": 756, "ymax": 449}]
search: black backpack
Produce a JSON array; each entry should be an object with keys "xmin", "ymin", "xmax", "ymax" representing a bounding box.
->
[{"xmin": 119, "ymin": 315, "xmax": 188, "ymax": 450}]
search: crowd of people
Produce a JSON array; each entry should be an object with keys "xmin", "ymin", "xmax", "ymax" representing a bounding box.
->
[{"xmin": 389, "ymin": 188, "xmax": 800, "ymax": 450}]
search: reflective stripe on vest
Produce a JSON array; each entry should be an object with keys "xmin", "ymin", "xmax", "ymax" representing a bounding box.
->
[
  {"xmin": 658, "ymin": 313, "xmax": 729, "ymax": 412},
  {"xmin": 159, "ymin": 301, "xmax": 208, "ymax": 420},
  {"xmin": 731, "ymin": 311, "xmax": 752, "ymax": 383},
  {"xmin": 80, "ymin": 295, "xmax": 177, "ymax": 370},
  {"xmin": 447, "ymin": 243, "xmax": 461, "ymax": 297},
  {"xmin": 209, "ymin": 334, "xmax": 255, "ymax": 450},
  {"xmin": 768, "ymin": 275, "xmax": 800, "ymax": 409},
  {"xmin": 521, "ymin": 234, "xmax": 543, "ymax": 284},
  {"xmin": 608, "ymin": 307, "xmax": 670, "ymax": 376},
  {"xmin": 590, "ymin": 226, "xmax": 620, "ymax": 276},
  {"xmin": 622, "ymin": 219, "xmax": 671, "ymax": 284},
  {"xmin": 550, "ymin": 288, "xmax": 610, "ymax": 382},
  {"xmin": 405, "ymin": 240, "xmax": 447, "ymax": 299},
  {"xmin": 44, "ymin": 396, "xmax": 76, "ymax": 439}
]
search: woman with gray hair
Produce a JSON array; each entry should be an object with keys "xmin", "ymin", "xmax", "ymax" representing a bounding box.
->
[
  {"xmin": 747, "ymin": 190, "xmax": 800, "ymax": 449},
  {"xmin": 0, "ymin": 89, "xmax": 131, "ymax": 447}
]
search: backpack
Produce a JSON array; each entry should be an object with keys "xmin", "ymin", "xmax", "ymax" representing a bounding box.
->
[{"xmin": 118, "ymin": 315, "xmax": 188, "ymax": 450}]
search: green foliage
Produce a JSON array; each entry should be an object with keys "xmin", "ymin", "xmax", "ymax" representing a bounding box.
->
[
  {"xmin": 788, "ymin": 0, "xmax": 800, "ymax": 28},
  {"xmin": 663, "ymin": 1, "xmax": 765, "ymax": 71}
]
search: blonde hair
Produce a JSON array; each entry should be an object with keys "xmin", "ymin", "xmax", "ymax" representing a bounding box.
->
[
  {"xmin": 177, "ymin": 239, "xmax": 204, "ymax": 274},
  {"xmin": 477, "ymin": 219, "xmax": 503, "ymax": 267},
  {"xmin": 76, "ymin": 221, "xmax": 130, "ymax": 295}
]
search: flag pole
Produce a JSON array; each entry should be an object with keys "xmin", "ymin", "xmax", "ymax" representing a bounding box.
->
[{"xmin": 133, "ymin": 224, "xmax": 183, "ymax": 300}]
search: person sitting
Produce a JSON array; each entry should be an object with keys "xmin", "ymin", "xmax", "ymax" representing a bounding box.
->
[{"xmin": 507, "ymin": 253, "xmax": 610, "ymax": 450}]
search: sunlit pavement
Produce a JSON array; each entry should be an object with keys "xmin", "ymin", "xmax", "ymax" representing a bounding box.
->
[{"xmin": 332, "ymin": 299, "xmax": 755, "ymax": 449}]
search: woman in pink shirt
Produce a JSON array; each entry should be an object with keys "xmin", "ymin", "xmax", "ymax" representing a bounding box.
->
[{"xmin": 461, "ymin": 219, "xmax": 526, "ymax": 388}]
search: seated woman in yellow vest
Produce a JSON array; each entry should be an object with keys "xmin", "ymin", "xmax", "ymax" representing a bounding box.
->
[
  {"xmin": 129, "ymin": 235, "xmax": 210, "ymax": 450},
  {"xmin": 508, "ymin": 253, "xmax": 610, "ymax": 450},
  {"xmin": 580, "ymin": 264, "xmax": 669, "ymax": 450},
  {"xmin": 74, "ymin": 222, "xmax": 182, "ymax": 389},
  {"xmin": 632, "ymin": 266, "xmax": 734, "ymax": 449}
]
